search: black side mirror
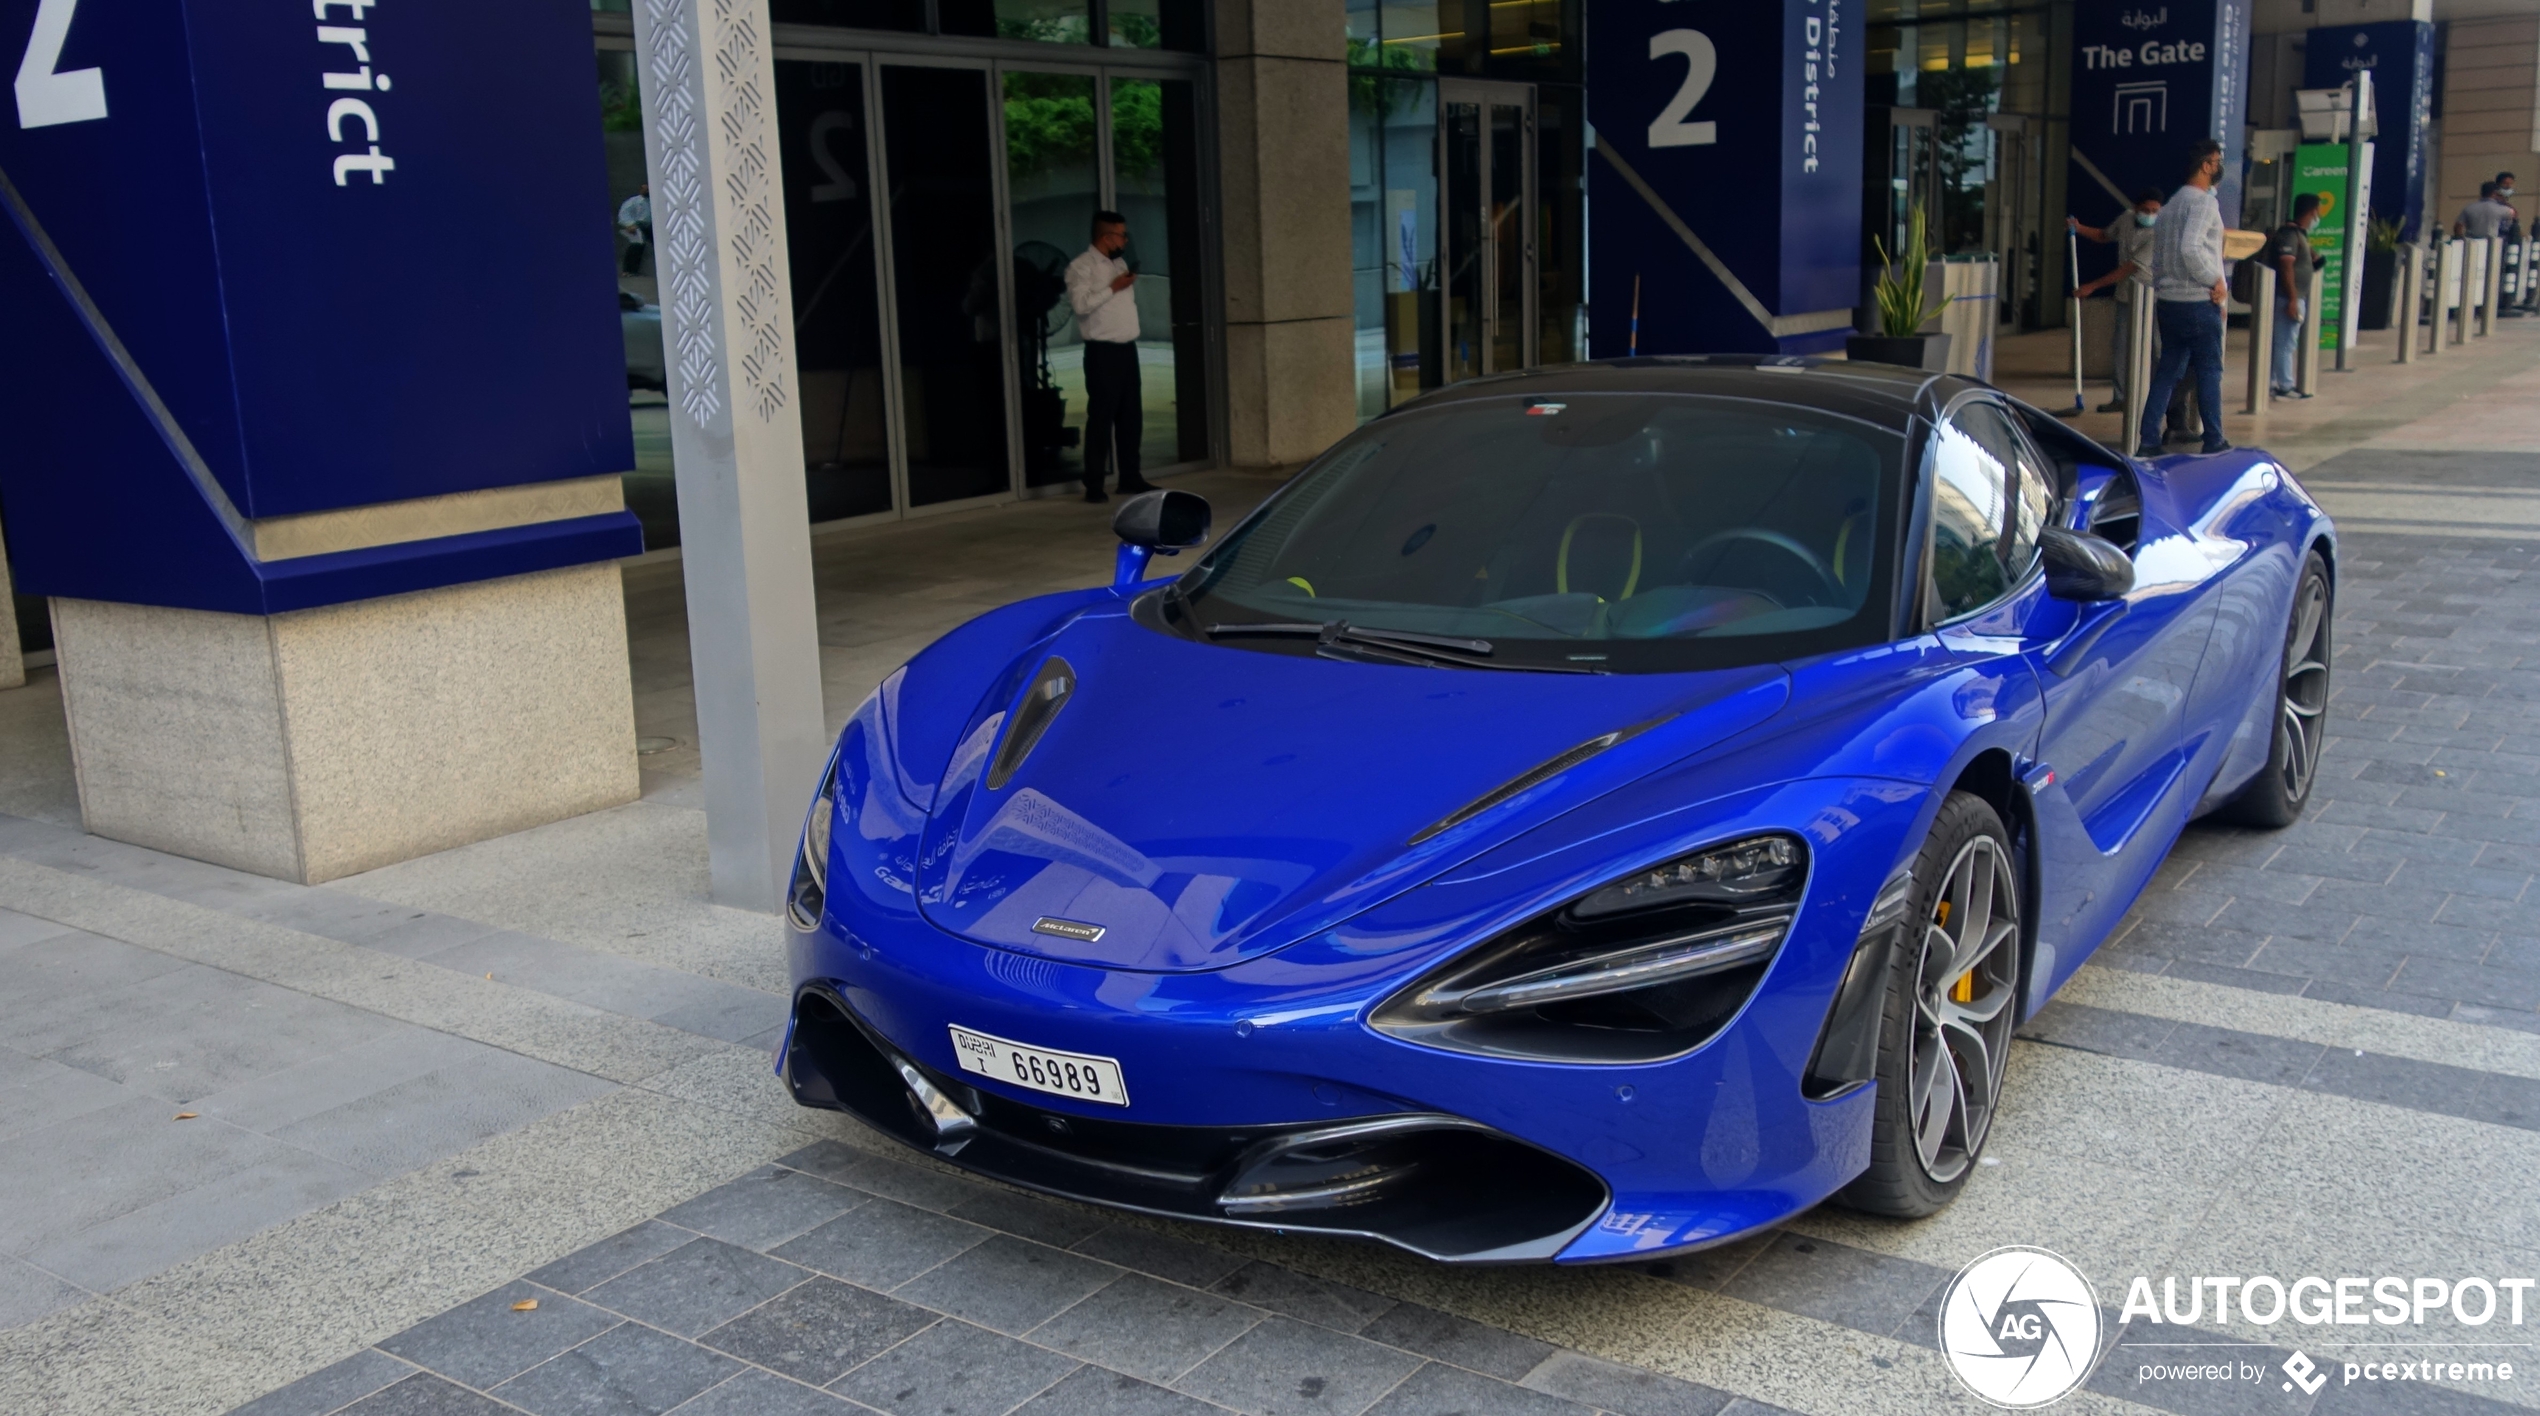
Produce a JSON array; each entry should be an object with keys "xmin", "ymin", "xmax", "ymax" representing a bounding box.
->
[
  {"xmin": 2038, "ymin": 527, "xmax": 2135, "ymax": 602},
  {"xmin": 1113, "ymin": 489, "xmax": 1210, "ymax": 550},
  {"xmin": 1110, "ymin": 489, "xmax": 1212, "ymax": 588}
]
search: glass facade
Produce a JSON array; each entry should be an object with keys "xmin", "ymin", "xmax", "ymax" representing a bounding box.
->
[
  {"xmin": 1345, "ymin": 0, "xmax": 1585, "ymax": 423},
  {"xmin": 591, "ymin": 4, "xmax": 1215, "ymax": 547},
  {"xmin": 1864, "ymin": 0, "xmax": 2068, "ymax": 330}
]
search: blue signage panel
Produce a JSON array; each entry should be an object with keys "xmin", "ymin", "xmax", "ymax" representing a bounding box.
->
[
  {"xmin": 2305, "ymin": 21, "xmax": 2434, "ymax": 242},
  {"xmin": 2068, "ymin": 0, "xmax": 2252, "ymax": 276},
  {"xmin": 1589, "ymin": 0, "xmax": 1863, "ymax": 357},
  {"xmin": 0, "ymin": 0, "xmax": 638, "ymax": 614}
]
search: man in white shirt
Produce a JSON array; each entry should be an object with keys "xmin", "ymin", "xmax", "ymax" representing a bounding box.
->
[
  {"xmin": 616, "ymin": 185, "xmax": 651, "ymax": 276},
  {"xmin": 1065, "ymin": 211, "xmax": 1155, "ymax": 503},
  {"xmin": 2137, "ymin": 141, "xmax": 2232, "ymax": 457}
]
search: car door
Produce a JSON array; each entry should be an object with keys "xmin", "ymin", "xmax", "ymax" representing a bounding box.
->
[{"xmin": 2000, "ymin": 413, "xmax": 2223, "ymax": 994}]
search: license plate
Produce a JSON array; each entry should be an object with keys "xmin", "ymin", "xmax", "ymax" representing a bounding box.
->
[{"xmin": 947, "ymin": 1025, "xmax": 1130, "ymax": 1107}]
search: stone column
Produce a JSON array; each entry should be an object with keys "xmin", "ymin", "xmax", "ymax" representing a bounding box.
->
[
  {"xmin": 1214, "ymin": 0, "xmax": 1358, "ymax": 469},
  {"xmin": 630, "ymin": 0, "xmax": 829, "ymax": 909}
]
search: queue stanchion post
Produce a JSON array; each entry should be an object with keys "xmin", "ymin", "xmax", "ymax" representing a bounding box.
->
[
  {"xmin": 2246, "ymin": 265, "xmax": 2275, "ymax": 414},
  {"xmin": 2122, "ymin": 293, "xmax": 2154, "ymax": 454},
  {"xmin": 2396, "ymin": 244, "xmax": 2421, "ymax": 364}
]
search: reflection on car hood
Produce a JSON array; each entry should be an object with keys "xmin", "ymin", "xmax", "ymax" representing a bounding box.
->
[{"xmin": 912, "ymin": 608, "xmax": 1791, "ymax": 972}]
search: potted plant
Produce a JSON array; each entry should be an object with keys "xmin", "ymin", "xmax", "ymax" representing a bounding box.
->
[
  {"xmin": 1848, "ymin": 205, "xmax": 1953, "ymax": 370},
  {"xmin": 2359, "ymin": 217, "xmax": 2401, "ymax": 331}
]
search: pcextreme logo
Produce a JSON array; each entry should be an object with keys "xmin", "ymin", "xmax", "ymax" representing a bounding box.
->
[{"xmin": 1938, "ymin": 1247, "xmax": 2105, "ymax": 1408}]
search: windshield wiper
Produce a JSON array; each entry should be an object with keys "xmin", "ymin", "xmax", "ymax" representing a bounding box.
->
[
  {"xmin": 1206, "ymin": 621, "xmax": 1493, "ymax": 654},
  {"xmin": 1203, "ymin": 620, "xmax": 1600, "ymax": 674}
]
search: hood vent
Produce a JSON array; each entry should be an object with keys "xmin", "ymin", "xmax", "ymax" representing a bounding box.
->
[
  {"xmin": 986, "ymin": 657, "xmax": 1076, "ymax": 791},
  {"xmin": 1408, "ymin": 718, "xmax": 1661, "ymax": 845}
]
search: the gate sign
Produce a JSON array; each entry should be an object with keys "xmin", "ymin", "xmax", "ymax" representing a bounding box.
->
[{"xmin": 2068, "ymin": 0, "xmax": 2253, "ymax": 288}]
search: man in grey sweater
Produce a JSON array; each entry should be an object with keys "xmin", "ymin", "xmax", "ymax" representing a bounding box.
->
[{"xmin": 2138, "ymin": 140, "xmax": 2233, "ymax": 456}]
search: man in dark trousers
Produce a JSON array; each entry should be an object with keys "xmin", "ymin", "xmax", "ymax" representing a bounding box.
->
[
  {"xmin": 2137, "ymin": 140, "xmax": 2233, "ymax": 457},
  {"xmin": 1066, "ymin": 211, "xmax": 1156, "ymax": 503}
]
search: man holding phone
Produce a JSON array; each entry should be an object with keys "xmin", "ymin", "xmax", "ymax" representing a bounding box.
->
[{"xmin": 1066, "ymin": 211, "xmax": 1157, "ymax": 503}]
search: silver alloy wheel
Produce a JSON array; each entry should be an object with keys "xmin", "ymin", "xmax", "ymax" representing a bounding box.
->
[
  {"xmin": 2277, "ymin": 572, "xmax": 2331, "ymax": 804},
  {"xmin": 1906, "ymin": 835, "xmax": 2020, "ymax": 1183}
]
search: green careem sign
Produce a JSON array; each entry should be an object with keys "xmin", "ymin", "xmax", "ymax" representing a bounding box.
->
[{"xmin": 2292, "ymin": 145, "xmax": 2349, "ymax": 349}]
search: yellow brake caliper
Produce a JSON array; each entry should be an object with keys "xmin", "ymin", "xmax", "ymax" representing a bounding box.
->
[{"xmin": 1936, "ymin": 899, "xmax": 1975, "ymax": 1002}]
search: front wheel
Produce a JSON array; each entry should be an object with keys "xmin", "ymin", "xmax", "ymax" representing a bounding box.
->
[
  {"xmin": 2221, "ymin": 549, "xmax": 2332, "ymax": 828},
  {"xmin": 1838, "ymin": 791, "xmax": 2022, "ymax": 1218}
]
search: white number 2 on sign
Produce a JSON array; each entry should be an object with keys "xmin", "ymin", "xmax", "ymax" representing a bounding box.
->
[
  {"xmin": 1647, "ymin": 28, "xmax": 1716, "ymax": 149},
  {"xmin": 15, "ymin": 0, "xmax": 106, "ymax": 130}
]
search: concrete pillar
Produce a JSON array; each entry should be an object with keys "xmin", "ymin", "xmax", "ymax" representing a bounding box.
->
[
  {"xmin": 630, "ymin": 0, "xmax": 829, "ymax": 909},
  {"xmin": 1214, "ymin": 0, "xmax": 1357, "ymax": 470},
  {"xmin": 54, "ymin": 566, "xmax": 636, "ymax": 884},
  {"xmin": 0, "ymin": 1, "xmax": 648, "ymax": 885}
]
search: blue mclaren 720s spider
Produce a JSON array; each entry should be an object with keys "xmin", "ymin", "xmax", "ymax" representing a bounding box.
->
[{"xmin": 777, "ymin": 356, "xmax": 2334, "ymax": 1265}]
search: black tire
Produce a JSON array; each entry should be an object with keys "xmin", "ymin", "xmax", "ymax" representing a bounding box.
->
[
  {"xmin": 2221, "ymin": 549, "xmax": 2332, "ymax": 828},
  {"xmin": 1838, "ymin": 791, "xmax": 2023, "ymax": 1219}
]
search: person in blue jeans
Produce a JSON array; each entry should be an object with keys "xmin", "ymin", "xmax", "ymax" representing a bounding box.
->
[
  {"xmin": 2138, "ymin": 141, "xmax": 2233, "ymax": 456},
  {"xmin": 2267, "ymin": 194, "xmax": 2321, "ymax": 398}
]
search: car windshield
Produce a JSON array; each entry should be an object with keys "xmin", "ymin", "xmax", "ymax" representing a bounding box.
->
[{"xmin": 1158, "ymin": 392, "xmax": 1904, "ymax": 674}]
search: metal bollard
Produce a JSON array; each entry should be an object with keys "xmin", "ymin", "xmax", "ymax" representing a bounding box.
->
[
  {"xmin": 2246, "ymin": 265, "xmax": 2276, "ymax": 413},
  {"xmin": 2397, "ymin": 245, "xmax": 2421, "ymax": 363},
  {"xmin": 2122, "ymin": 295, "xmax": 2156, "ymax": 454},
  {"xmin": 2482, "ymin": 236, "xmax": 2505, "ymax": 334},
  {"xmin": 2299, "ymin": 265, "xmax": 2324, "ymax": 396},
  {"xmin": 2464, "ymin": 240, "xmax": 2487, "ymax": 341},
  {"xmin": 2438, "ymin": 238, "xmax": 2458, "ymax": 345}
]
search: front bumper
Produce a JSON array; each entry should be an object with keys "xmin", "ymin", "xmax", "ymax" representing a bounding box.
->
[
  {"xmin": 788, "ymin": 772, "xmax": 1923, "ymax": 1264},
  {"xmin": 784, "ymin": 984, "xmax": 1609, "ymax": 1262}
]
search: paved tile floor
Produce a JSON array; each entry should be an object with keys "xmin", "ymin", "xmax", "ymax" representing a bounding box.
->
[
  {"xmin": 235, "ymin": 1141, "xmax": 1790, "ymax": 1416},
  {"xmin": 2, "ymin": 326, "xmax": 2539, "ymax": 1416}
]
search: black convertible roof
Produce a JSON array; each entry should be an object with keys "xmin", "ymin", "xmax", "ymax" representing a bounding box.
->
[{"xmin": 1387, "ymin": 355, "xmax": 1987, "ymax": 431}]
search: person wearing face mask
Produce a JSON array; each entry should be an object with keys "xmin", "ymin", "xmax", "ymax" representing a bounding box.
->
[
  {"xmin": 2454, "ymin": 181, "xmax": 2514, "ymax": 240},
  {"xmin": 2069, "ymin": 190, "xmax": 2165, "ymax": 413},
  {"xmin": 2138, "ymin": 140, "xmax": 2233, "ymax": 457},
  {"xmin": 2265, "ymin": 193, "xmax": 2320, "ymax": 399},
  {"xmin": 2495, "ymin": 172, "xmax": 2519, "ymax": 242}
]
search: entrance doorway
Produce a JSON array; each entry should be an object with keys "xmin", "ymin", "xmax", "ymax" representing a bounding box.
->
[
  {"xmin": 1438, "ymin": 80, "xmax": 1536, "ymax": 381},
  {"xmin": 598, "ymin": 31, "xmax": 1215, "ymax": 549}
]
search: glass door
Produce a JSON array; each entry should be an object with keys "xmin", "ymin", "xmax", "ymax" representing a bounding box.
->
[
  {"xmin": 1111, "ymin": 74, "xmax": 1209, "ymax": 470},
  {"xmin": 878, "ymin": 62, "xmax": 1015, "ymax": 508},
  {"xmin": 1439, "ymin": 80, "xmax": 1535, "ymax": 381},
  {"xmin": 1001, "ymin": 68, "xmax": 1102, "ymax": 488},
  {"xmin": 776, "ymin": 58, "xmax": 895, "ymax": 522}
]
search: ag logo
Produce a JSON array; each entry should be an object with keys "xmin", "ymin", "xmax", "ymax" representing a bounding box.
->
[{"xmin": 1938, "ymin": 1246, "xmax": 2103, "ymax": 1408}]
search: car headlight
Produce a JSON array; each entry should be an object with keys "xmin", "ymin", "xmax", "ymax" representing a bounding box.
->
[
  {"xmin": 786, "ymin": 753, "xmax": 840, "ymax": 931},
  {"xmin": 1371, "ymin": 833, "xmax": 1805, "ymax": 1064}
]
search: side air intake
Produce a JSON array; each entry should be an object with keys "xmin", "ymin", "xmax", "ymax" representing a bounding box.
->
[{"xmin": 1409, "ymin": 719, "xmax": 1660, "ymax": 844}]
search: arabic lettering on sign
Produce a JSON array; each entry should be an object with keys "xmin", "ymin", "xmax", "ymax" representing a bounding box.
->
[
  {"xmin": 1798, "ymin": 0, "xmax": 1843, "ymax": 175},
  {"xmin": 2119, "ymin": 8, "xmax": 2168, "ymax": 30},
  {"xmin": 2341, "ymin": 55, "xmax": 2379, "ymax": 70}
]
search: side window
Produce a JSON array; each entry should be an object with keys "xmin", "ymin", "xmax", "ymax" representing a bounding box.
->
[
  {"xmin": 2001, "ymin": 425, "xmax": 2054, "ymax": 577},
  {"xmin": 1924, "ymin": 411, "xmax": 2012, "ymax": 621}
]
